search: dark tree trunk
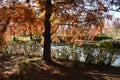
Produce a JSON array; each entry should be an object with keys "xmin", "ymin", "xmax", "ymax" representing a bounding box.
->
[
  {"xmin": 85, "ymin": 54, "xmax": 92, "ymax": 64},
  {"xmin": 13, "ymin": 36, "xmax": 16, "ymax": 41},
  {"xmin": 13, "ymin": 32, "xmax": 16, "ymax": 41},
  {"xmin": 107, "ymin": 54, "xmax": 113, "ymax": 66},
  {"xmin": 30, "ymin": 33, "xmax": 33, "ymax": 40},
  {"xmin": 43, "ymin": 0, "xmax": 52, "ymax": 62}
]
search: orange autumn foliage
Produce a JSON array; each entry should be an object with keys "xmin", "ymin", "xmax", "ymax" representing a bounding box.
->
[{"xmin": 0, "ymin": 0, "xmax": 116, "ymax": 46}]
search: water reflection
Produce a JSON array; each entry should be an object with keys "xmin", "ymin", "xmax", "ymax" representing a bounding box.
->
[
  {"xmin": 1, "ymin": 43, "xmax": 120, "ymax": 67},
  {"xmin": 52, "ymin": 45, "xmax": 120, "ymax": 67}
]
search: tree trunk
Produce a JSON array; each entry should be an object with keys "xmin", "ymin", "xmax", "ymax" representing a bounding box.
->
[
  {"xmin": 30, "ymin": 33, "xmax": 33, "ymax": 40},
  {"xmin": 13, "ymin": 36, "xmax": 16, "ymax": 41},
  {"xmin": 43, "ymin": 0, "xmax": 52, "ymax": 62},
  {"xmin": 107, "ymin": 54, "xmax": 113, "ymax": 66}
]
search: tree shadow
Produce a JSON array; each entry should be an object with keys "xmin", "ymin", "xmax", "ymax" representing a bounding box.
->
[
  {"xmin": 47, "ymin": 60, "xmax": 120, "ymax": 80},
  {"xmin": 0, "ymin": 57, "xmax": 120, "ymax": 80},
  {"xmin": 82, "ymin": 63, "xmax": 120, "ymax": 79}
]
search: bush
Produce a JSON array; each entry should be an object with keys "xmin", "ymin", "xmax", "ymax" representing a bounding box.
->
[
  {"xmin": 98, "ymin": 42, "xmax": 114, "ymax": 51},
  {"xmin": 94, "ymin": 35, "xmax": 113, "ymax": 41}
]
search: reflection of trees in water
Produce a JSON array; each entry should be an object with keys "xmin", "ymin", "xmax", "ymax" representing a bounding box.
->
[
  {"xmin": 0, "ymin": 42, "xmax": 120, "ymax": 66},
  {"xmin": 54, "ymin": 45, "xmax": 120, "ymax": 66},
  {"xmin": 1, "ymin": 42, "xmax": 43, "ymax": 57}
]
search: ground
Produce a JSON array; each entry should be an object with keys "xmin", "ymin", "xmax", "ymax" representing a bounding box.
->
[{"xmin": 0, "ymin": 55, "xmax": 120, "ymax": 80}]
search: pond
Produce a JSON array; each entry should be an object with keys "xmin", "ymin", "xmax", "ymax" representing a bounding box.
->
[
  {"xmin": 51, "ymin": 45, "xmax": 120, "ymax": 67},
  {"xmin": 1, "ymin": 42, "xmax": 120, "ymax": 67}
]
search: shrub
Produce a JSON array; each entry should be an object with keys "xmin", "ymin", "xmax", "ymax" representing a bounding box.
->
[{"xmin": 94, "ymin": 35, "xmax": 113, "ymax": 41}]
